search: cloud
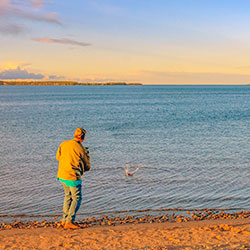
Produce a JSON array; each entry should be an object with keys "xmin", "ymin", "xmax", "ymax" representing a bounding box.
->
[
  {"xmin": 79, "ymin": 77, "xmax": 117, "ymax": 83},
  {"xmin": 127, "ymin": 70, "xmax": 250, "ymax": 84},
  {"xmin": 0, "ymin": 66, "xmax": 44, "ymax": 79},
  {"xmin": 1, "ymin": 61, "xmax": 31, "ymax": 70},
  {"xmin": 0, "ymin": 0, "xmax": 61, "ymax": 27},
  {"xmin": 0, "ymin": 23, "xmax": 26, "ymax": 34},
  {"xmin": 16, "ymin": 11, "xmax": 61, "ymax": 25},
  {"xmin": 32, "ymin": 37, "xmax": 92, "ymax": 47},
  {"xmin": 30, "ymin": 0, "xmax": 46, "ymax": 8},
  {"xmin": 48, "ymin": 74, "xmax": 65, "ymax": 80}
]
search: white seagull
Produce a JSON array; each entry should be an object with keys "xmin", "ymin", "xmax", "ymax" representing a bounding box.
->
[{"xmin": 125, "ymin": 166, "xmax": 141, "ymax": 177}]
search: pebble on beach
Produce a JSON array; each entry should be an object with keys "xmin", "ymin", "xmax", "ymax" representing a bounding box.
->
[{"xmin": 1, "ymin": 210, "xmax": 250, "ymax": 231}]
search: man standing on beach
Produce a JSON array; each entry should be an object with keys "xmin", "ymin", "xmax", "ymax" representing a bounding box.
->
[{"xmin": 56, "ymin": 127, "xmax": 91, "ymax": 229}]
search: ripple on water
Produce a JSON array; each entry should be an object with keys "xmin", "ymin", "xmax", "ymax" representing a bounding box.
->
[{"xmin": 0, "ymin": 85, "xmax": 250, "ymax": 217}]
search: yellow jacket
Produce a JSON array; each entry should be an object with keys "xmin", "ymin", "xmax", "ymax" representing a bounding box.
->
[{"xmin": 56, "ymin": 138, "xmax": 91, "ymax": 181}]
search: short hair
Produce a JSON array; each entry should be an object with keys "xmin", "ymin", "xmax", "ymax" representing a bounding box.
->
[
  {"xmin": 80, "ymin": 133, "xmax": 85, "ymax": 140},
  {"xmin": 74, "ymin": 127, "xmax": 87, "ymax": 140}
]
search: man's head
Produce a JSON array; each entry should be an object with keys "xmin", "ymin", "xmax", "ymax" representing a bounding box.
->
[{"xmin": 74, "ymin": 127, "xmax": 86, "ymax": 142}]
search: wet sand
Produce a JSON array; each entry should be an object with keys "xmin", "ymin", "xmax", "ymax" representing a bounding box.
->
[{"xmin": 1, "ymin": 218, "xmax": 250, "ymax": 250}]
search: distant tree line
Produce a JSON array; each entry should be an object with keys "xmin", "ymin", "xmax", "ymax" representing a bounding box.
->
[{"xmin": 0, "ymin": 81, "xmax": 142, "ymax": 86}]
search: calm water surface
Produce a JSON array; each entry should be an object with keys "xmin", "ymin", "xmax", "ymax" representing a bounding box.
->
[{"xmin": 0, "ymin": 85, "xmax": 250, "ymax": 219}]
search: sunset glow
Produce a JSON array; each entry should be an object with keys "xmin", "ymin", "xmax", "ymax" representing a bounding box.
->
[{"xmin": 1, "ymin": 0, "xmax": 250, "ymax": 84}]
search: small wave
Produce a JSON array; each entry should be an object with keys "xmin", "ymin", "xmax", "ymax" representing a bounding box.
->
[{"xmin": 0, "ymin": 207, "xmax": 245, "ymax": 219}]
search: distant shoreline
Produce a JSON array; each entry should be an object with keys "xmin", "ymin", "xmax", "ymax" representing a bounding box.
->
[
  {"xmin": 1, "ymin": 81, "xmax": 250, "ymax": 86},
  {"xmin": 0, "ymin": 81, "xmax": 142, "ymax": 86}
]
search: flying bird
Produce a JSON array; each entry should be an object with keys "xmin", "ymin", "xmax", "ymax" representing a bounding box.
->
[{"xmin": 125, "ymin": 166, "xmax": 141, "ymax": 177}]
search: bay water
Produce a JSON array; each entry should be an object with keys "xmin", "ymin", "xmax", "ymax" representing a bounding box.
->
[{"xmin": 0, "ymin": 85, "xmax": 250, "ymax": 219}]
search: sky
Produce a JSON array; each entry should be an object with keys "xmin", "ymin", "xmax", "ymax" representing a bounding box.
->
[{"xmin": 1, "ymin": 0, "xmax": 250, "ymax": 84}]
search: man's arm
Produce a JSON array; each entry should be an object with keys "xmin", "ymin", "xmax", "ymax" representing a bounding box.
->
[
  {"xmin": 56, "ymin": 145, "xmax": 61, "ymax": 161},
  {"xmin": 81, "ymin": 148, "xmax": 91, "ymax": 172}
]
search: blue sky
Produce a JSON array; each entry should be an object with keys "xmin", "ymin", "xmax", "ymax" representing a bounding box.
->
[{"xmin": 1, "ymin": 0, "xmax": 250, "ymax": 83}]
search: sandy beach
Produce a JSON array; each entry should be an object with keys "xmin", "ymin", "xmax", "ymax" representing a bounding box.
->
[{"xmin": 1, "ymin": 218, "xmax": 250, "ymax": 250}]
